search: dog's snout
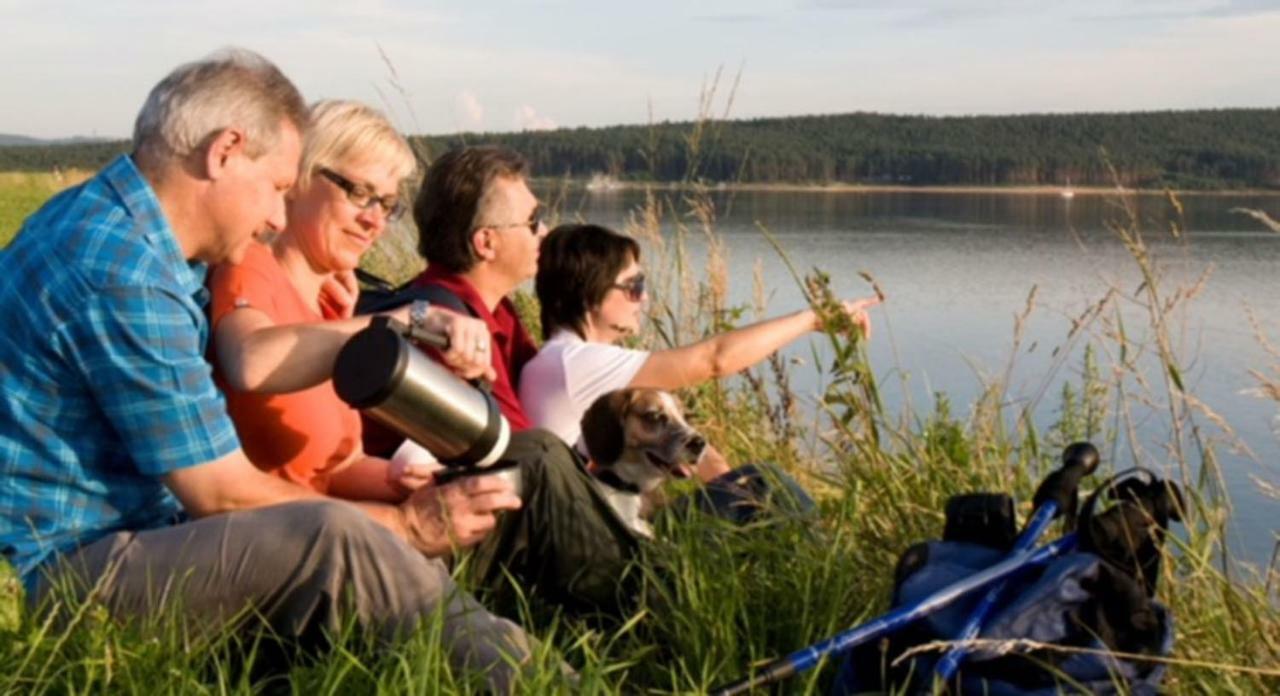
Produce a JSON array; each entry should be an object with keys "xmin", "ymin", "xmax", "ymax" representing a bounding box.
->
[{"xmin": 686, "ymin": 434, "xmax": 707, "ymax": 458}]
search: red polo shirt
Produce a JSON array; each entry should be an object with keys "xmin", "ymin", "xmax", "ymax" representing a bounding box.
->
[{"xmin": 414, "ymin": 267, "xmax": 537, "ymax": 431}]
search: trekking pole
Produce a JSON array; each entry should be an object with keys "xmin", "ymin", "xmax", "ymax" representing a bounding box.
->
[
  {"xmin": 932, "ymin": 442, "xmax": 1100, "ymax": 685},
  {"xmin": 709, "ymin": 533, "xmax": 1080, "ymax": 696}
]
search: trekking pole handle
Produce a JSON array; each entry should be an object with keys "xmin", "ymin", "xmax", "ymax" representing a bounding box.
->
[
  {"xmin": 1031, "ymin": 442, "xmax": 1100, "ymax": 515},
  {"xmin": 709, "ymin": 534, "xmax": 1080, "ymax": 696},
  {"xmin": 933, "ymin": 442, "xmax": 1100, "ymax": 683}
]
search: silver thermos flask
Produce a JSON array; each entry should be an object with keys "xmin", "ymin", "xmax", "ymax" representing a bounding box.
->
[{"xmin": 333, "ymin": 316, "xmax": 510, "ymax": 468}]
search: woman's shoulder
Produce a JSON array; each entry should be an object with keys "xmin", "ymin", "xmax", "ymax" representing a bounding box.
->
[
  {"xmin": 544, "ymin": 332, "xmax": 628, "ymax": 362},
  {"xmin": 209, "ymin": 242, "xmax": 280, "ymax": 289},
  {"xmin": 207, "ymin": 243, "xmax": 294, "ymax": 324}
]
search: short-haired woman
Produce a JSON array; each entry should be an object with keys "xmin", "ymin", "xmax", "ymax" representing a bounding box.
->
[
  {"xmin": 521, "ymin": 223, "xmax": 879, "ymax": 471},
  {"xmin": 207, "ymin": 110, "xmax": 646, "ymax": 617},
  {"xmin": 208, "ymin": 100, "xmax": 495, "ymax": 501}
]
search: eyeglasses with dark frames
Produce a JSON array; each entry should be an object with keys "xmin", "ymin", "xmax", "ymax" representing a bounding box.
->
[
  {"xmin": 479, "ymin": 205, "xmax": 545, "ymax": 236},
  {"xmin": 317, "ymin": 168, "xmax": 406, "ymax": 222},
  {"xmin": 611, "ymin": 273, "xmax": 646, "ymax": 302}
]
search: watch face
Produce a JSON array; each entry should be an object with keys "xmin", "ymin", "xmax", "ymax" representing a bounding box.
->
[{"xmin": 410, "ymin": 300, "xmax": 432, "ymax": 332}]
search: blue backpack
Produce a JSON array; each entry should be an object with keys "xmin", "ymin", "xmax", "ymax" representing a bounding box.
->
[{"xmin": 832, "ymin": 471, "xmax": 1180, "ymax": 695}]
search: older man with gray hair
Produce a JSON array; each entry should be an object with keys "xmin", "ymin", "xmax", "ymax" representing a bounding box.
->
[{"xmin": 0, "ymin": 49, "xmax": 537, "ymax": 691}]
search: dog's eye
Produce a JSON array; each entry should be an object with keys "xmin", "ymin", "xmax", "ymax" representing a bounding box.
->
[{"xmin": 642, "ymin": 410, "xmax": 666, "ymax": 425}]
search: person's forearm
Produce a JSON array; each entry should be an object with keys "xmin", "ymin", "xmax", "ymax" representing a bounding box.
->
[
  {"xmin": 702, "ymin": 309, "xmax": 816, "ymax": 376},
  {"xmin": 328, "ymin": 455, "xmax": 407, "ymax": 503},
  {"xmin": 210, "ymin": 471, "xmax": 414, "ymax": 545},
  {"xmin": 168, "ymin": 455, "xmax": 323, "ymax": 517},
  {"xmin": 221, "ymin": 316, "xmax": 377, "ymax": 394},
  {"xmin": 638, "ymin": 309, "xmax": 815, "ymax": 389},
  {"xmin": 223, "ymin": 468, "xmax": 419, "ymax": 550},
  {"xmin": 166, "ymin": 451, "xmax": 418, "ymax": 550}
]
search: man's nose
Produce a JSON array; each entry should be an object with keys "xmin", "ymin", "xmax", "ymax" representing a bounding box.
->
[
  {"xmin": 356, "ymin": 203, "xmax": 387, "ymax": 232},
  {"xmin": 266, "ymin": 194, "xmax": 288, "ymax": 233}
]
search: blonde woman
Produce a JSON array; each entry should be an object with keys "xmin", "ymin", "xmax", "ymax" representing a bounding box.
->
[
  {"xmin": 209, "ymin": 100, "xmax": 495, "ymax": 503},
  {"xmin": 209, "ymin": 103, "xmax": 643, "ymax": 618}
]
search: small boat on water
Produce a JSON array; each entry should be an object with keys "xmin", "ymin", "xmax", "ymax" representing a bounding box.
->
[{"xmin": 586, "ymin": 173, "xmax": 622, "ymax": 193}]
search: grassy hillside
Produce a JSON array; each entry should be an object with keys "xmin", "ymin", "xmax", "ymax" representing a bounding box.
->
[{"xmin": 0, "ymin": 171, "xmax": 89, "ymax": 247}]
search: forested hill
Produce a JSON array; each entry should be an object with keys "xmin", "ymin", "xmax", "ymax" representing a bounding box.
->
[{"xmin": 3, "ymin": 109, "xmax": 1278, "ymax": 189}]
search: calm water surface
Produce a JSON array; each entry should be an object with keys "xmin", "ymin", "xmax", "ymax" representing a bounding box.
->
[{"xmin": 561, "ymin": 188, "xmax": 1280, "ymax": 566}]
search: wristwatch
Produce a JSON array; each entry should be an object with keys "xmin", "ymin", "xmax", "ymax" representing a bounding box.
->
[{"xmin": 409, "ymin": 299, "xmax": 431, "ymax": 332}]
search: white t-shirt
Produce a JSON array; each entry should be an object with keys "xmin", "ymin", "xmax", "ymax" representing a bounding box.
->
[{"xmin": 519, "ymin": 330, "xmax": 650, "ymax": 447}]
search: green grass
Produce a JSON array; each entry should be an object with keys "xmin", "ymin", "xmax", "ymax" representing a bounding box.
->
[
  {"xmin": 2, "ymin": 154, "xmax": 1279, "ymax": 693},
  {"xmin": 0, "ymin": 171, "xmax": 89, "ymax": 248}
]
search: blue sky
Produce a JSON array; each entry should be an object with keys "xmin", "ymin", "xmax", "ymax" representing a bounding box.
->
[{"xmin": 2, "ymin": 0, "xmax": 1277, "ymax": 139}]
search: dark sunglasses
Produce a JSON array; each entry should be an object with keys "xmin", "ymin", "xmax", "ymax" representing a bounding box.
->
[
  {"xmin": 482, "ymin": 205, "xmax": 545, "ymax": 236},
  {"xmin": 317, "ymin": 168, "xmax": 406, "ymax": 222},
  {"xmin": 612, "ymin": 273, "xmax": 646, "ymax": 302}
]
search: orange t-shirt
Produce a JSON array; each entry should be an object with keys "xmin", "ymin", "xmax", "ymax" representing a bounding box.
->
[{"xmin": 207, "ymin": 243, "xmax": 360, "ymax": 493}]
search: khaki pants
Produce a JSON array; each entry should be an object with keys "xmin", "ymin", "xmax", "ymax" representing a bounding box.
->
[{"xmin": 31, "ymin": 499, "xmax": 532, "ymax": 692}]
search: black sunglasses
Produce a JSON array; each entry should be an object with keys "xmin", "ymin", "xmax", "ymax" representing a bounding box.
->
[
  {"xmin": 612, "ymin": 273, "xmax": 646, "ymax": 302},
  {"xmin": 317, "ymin": 168, "xmax": 406, "ymax": 222}
]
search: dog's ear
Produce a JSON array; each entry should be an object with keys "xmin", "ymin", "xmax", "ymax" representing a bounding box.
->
[
  {"xmin": 581, "ymin": 390, "xmax": 630, "ymax": 465},
  {"xmin": 1114, "ymin": 478, "xmax": 1184, "ymax": 525},
  {"xmin": 1156, "ymin": 480, "xmax": 1184, "ymax": 523}
]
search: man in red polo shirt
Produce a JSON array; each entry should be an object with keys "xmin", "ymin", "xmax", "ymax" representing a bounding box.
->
[
  {"xmin": 404, "ymin": 146, "xmax": 637, "ymax": 618},
  {"xmin": 412, "ymin": 146, "xmax": 545, "ymax": 430}
]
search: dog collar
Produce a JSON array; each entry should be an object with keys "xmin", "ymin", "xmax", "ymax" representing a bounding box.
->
[{"xmin": 595, "ymin": 469, "xmax": 642, "ymax": 494}]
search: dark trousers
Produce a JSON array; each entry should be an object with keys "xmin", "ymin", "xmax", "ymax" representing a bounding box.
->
[
  {"xmin": 470, "ymin": 435, "xmax": 815, "ymax": 620},
  {"xmin": 470, "ymin": 429, "xmax": 641, "ymax": 618}
]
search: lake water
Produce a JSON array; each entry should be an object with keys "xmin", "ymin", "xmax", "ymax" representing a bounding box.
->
[{"xmin": 557, "ymin": 187, "xmax": 1280, "ymax": 568}]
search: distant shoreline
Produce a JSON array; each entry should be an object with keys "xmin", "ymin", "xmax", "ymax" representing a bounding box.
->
[
  {"xmin": 2, "ymin": 169, "xmax": 1276, "ymax": 198},
  {"xmin": 546, "ymin": 178, "xmax": 1280, "ymax": 197}
]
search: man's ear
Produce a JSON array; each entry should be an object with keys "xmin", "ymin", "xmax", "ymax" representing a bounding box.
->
[
  {"xmin": 470, "ymin": 227, "xmax": 495, "ymax": 261},
  {"xmin": 581, "ymin": 389, "xmax": 631, "ymax": 465},
  {"xmin": 204, "ymin": 128, "xmax": 246, "ymax": 181}
]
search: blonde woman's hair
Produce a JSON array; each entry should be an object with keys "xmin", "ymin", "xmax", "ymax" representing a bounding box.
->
[
  {"xmin": 297, "ymin": 100, "xmax": 417, "ymax": 190},
  {"xmin": 133, "ymin": 47, "xmax": 307, "ymax": 164}
]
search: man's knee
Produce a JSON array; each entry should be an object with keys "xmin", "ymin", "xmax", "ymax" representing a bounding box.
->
[
  {"xmin": 293, "ymin": 498, "xmax": 374, "ymax": 529},
  {"xmin": 270, "ymin": 499, "xmax": 417, "ymax": 582},
  {"xmin": 505, "ymin": 429, "xmax": 580, "ymax": 478},
  {"xmin": 276, "ymin": 499, "xmax": 383, "ymax": 546},
  {"xmin": 506, "ymin": 428, "xmax": 566, "ymax": 457},
  {"xmin": 262, "ymin": 500, "xmax": 455, "ymax": 629}
]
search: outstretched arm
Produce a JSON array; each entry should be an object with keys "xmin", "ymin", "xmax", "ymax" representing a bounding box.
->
[{"xmin": 628, "ymin": 297, "xmax": 879, "ymax": 391}]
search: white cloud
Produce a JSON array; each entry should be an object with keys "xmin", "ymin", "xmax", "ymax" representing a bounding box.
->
[
  {"xmin": 455, "ymin": 90, "xmax": 485, "ymax": 131},
  {"xmin": 514, "ymin": 105, "xmax": 557, "ymax": 131},
  {"xmin": 1, "ymin": 1, "xmax": 1276, "ymax": 138}
]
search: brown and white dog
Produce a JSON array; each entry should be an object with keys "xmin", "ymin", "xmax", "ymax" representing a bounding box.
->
[{"xmin": 579, "ymin": 388, "xmax": 707, "ymax": 538}]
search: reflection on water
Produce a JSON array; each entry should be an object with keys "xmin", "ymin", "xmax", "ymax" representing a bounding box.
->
[{"xmin": 560, "ymin": 188, "xmax": 1280, "ymax": 566}]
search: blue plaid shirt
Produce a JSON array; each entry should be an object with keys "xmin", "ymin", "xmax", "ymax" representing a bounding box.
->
[{"xmin": 0, "ymin": 155, "xmax": 240, "ymax": 590}]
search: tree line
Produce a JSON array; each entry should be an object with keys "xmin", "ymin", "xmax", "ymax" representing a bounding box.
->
[{"xmin": 3, "ymin": 109, "xmax": 1278, "ymax": 189}]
